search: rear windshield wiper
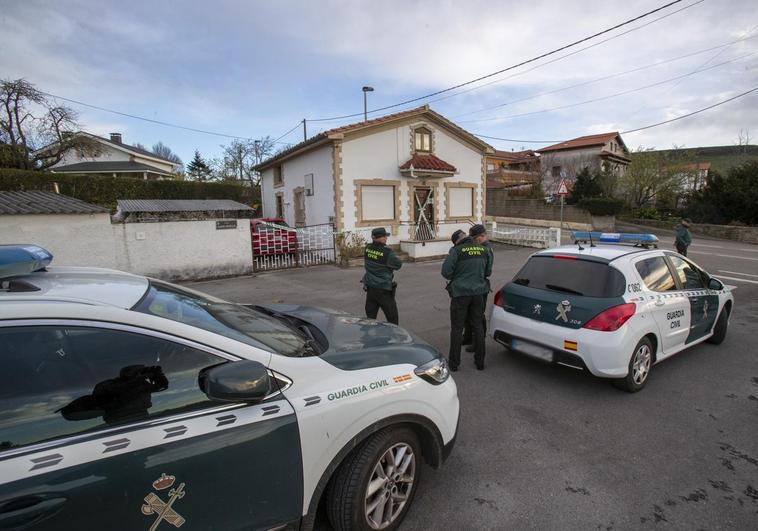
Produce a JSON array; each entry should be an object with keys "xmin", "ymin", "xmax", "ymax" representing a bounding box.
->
[
  {"xmin": 514, "ymin": 278, "xmax": 530, "ymax": 286},
  {"xmin": 545, "ymin": 284, "xmax": 584, "ymax": 296}
]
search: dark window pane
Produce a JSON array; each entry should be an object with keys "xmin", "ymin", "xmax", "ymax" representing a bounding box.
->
[
  {"xmin": 133, "ymin": 281, "xmax": 306, "ymax": 356},
  {"xmin": 0, "ymin": 326, "xmax": 224, "ymax": 451},
  {"xmin": 635, "ymin": 257, "xmax": 677, "ymax": 292},
  {"xmin": 669, "ymin": 255, "xmax": 706, "ymax": 289},
  {"xmin": 512, "ymin": 256, "xmax": 625, "ymax": 297}
]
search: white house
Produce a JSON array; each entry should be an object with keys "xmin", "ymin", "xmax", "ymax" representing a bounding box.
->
[
  {"xmin": 41, "ymin": 132, "xmax": 179, "ymax": 179},
  {"xmin": 256, "ymin": 106, "xmax": 493, "ymax": 253}
]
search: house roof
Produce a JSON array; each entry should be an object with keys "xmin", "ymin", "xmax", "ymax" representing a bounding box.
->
[
  {"xmin": 116, "ymin": 199, "xmax": 253, "ymax": 213},
  {"xmin": 34, "ymin": 132, "xmax": 179, "ymax": 167},
  {"xmin": 489, "ymin": 149, "xmax": 538, "ymax": 162},
  {"xmin": 255, "ymin": 105, "xmax": 494, "ymax": 171},
  {"xmin": 399, "ymin": 153, "xmax": 457, "ymax": 173},
  {"xmin": 598, "ymin": 150, "xmax": 631, "ymax": 162},
  {"xmin": 487, "ymin": 178, "xmax": 508, "ymax": 189},
  {"xmin": 0, "ymin": 190, "xmax": 109, "ymax": 215},
  {"xmin": 51, "ymin": 161, "xmax": 174, "ymax": 175},
  {"xmin": 538, "ymin": 132, "xmax": 624, "ymax": 153}
]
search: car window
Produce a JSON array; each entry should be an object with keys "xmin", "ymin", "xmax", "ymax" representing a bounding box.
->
[
  {"xmin": 668, "ymin": 255, "xmax": 706, "ymax": 289},
  {"xmin": 0, "ymin": 326, "xmax": 225, "ymax": 451},
  {"xmin": 512, "ymin": 256, "xmax": 626, "ymax": 297},
  {"xmin": 635, "ymin": 256, "xmax": 677, "ymax": 292},
  {"xmin": 133, "ymin": 280, "xmax": 307, "ymax": 356}
]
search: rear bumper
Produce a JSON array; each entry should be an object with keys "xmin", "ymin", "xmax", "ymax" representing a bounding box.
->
[{"xmin": 490, "ymin": 306, "xmax": 639, "ymax": 378}]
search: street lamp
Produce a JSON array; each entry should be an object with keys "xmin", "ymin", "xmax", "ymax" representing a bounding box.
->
[{"xmin": 362, "ymin": 86, "xmax": 374, "ymax": 122}]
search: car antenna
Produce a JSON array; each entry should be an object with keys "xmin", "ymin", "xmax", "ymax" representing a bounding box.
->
[
  {"xmin": 588, "ymin": 230, "xmax": 596, "ymax": 248},
  {"xmin": 576, "ymin": 235, "xmax": 584, "ymax": 251}
]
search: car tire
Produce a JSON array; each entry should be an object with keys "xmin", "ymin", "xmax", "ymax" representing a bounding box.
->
[
  {"xmin": 327, "ymin": 427, "xmax": 421, "ymax": 531},
  {"xmin": 706, "ymin": 307, "xmax": 729, "ymax": 345},
  {"xmin": 613, "ymin": 337, "xmax": 654, "ymax": 393}
]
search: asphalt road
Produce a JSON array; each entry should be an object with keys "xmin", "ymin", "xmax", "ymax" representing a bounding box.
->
[{"xmin": 189, "ymin": 230, "xmax": 758, "ymax": 530}]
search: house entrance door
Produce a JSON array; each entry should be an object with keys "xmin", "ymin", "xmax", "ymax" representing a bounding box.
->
[
  {"xmin": 413, "ymin": 187, "xmax": 435, "ymax": 241},
  {"xmin": 293, "ymin": 188, "xmax": 306, "ymax": 227}
]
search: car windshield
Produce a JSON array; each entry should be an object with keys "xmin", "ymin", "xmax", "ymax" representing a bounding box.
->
[
  {"xmin": 132, "ymin": 280, "xmax": 307, "ymax": 356},
  {"xmin": 513, "ymin": 256, "xmax": 626, "ymax": 298}
]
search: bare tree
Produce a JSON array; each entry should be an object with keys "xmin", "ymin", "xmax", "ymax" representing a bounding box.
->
[
  {"xmin": 736, "ymin": 129, "xmax": 751, "ymax": 153},
  {"xmin": 151, "ymin": 141, "xmax": 183, "ymax": 170},
  {"xmin": 0, "ymin": 78, "xmax": 100, "ymax": 169},
  {"xmin": 620, "ymin": 147, "xmax": 688, "ymax": 207},
  {"xmin": 218, "ymin": 136, "xmax": 276, "ymax": 185}
]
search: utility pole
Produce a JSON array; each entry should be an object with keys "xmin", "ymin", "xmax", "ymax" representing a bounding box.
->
[
  {"xmin": 302, "ymin": 119, "xmax": 307, "ymax": 142},
  {"xmin": 362, "ymin": 86, "xmax": 374, "ymax": 122}
]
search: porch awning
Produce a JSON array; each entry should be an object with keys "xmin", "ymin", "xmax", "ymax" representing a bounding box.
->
[{"xmin": 399, "ymin": 153, "xmax": 457, "ymax": 177}]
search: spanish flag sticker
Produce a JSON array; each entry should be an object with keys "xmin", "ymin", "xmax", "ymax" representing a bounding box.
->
[{"xmin": 564, "ymin": 340, "xmax": 578, "ymax": 352}]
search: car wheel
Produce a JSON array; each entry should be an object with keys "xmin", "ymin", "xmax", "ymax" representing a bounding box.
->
[
  {"xmin": 613, "ymin": 337, "xmax": 654, "ymax": 393},
  {"xmin": 706, "ymin": 307, "xmax": 729, "ymax": 345},
  {"xmin": 327, "ymin": 427, "xmax": 421, "ymax": 531}
]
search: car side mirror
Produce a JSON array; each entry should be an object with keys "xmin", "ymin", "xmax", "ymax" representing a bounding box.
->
[
  {"xmin": 708, "ymin": 278, "xmax": 724, "ymax": 291},
  {"xmin": 199, "ymin": 360, "xmax": 272, "ymax": 403}
]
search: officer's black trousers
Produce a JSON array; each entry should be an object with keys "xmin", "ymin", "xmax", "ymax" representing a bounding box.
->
[
  {"xmin": 449, "ymin": 295, "xmax": 485, "ymax": 369},
  {"xmin": 676, "ymin": 243, "xmax": 688, "ymax": 257},
  {"xmin": 365, "ymin": 287, "xmax": 399, "ymax": 325},
  {"xmin": 462, "ymin": 293, "xmax": 488, "ymax": 345}
]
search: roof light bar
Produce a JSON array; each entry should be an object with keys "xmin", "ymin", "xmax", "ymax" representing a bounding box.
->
[
  {"xmin": 571, "ymin": 232, "xmax": 659, "ymax": 247},
  {"xmin": 0, "ymin": 245, "xmax": 54, "ymax": 279}
]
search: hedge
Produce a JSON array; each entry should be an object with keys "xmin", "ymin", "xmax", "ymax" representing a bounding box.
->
[
  {"xmin": 577, "ymin": 197, "xmax": 624, "ymax": 217},
  {"xmin": 0, "ymin": 169, "xmax": 258, "ymax": 210}
]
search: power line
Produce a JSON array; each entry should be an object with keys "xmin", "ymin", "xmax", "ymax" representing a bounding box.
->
[
  {"xmin": 458, "ymin": 51, "xmax": 756, "ymax": 124},
  {"xmin": 273, "ymin": 121, "xmax": 305, "ymax": 143},
  {"xmin": 472, "ymin": 86, "xmax": 758, "ymax": 143},
  {"xmin": 306, "ymin": 0, "xmax": 691, "ymax": 122},
  {"xmin": 451, "ymin": 33, "xmax": 758, "ymax": 119}
]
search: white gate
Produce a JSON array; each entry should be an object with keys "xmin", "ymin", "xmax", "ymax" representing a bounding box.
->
[{"xmin": 487, "ymin": 222, "xmax": 561, "ymax": 249}]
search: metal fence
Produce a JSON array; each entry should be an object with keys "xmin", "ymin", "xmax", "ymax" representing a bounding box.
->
[
  {"xmin": 487, "ymin": 222, "xmax": 561, "ymax": 249},
  {"xmin": 252, "ymin": 222, "xmax": 336, "ymax": 271}
]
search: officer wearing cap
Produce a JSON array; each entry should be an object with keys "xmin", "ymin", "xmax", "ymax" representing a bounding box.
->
[
  {"xmin": 362, "ymin": 227, "xmax": 403, "ymax": 325},
  {"xmin": 442, "ymin": 224, "xmax": 493, "ymax": 371},
  {"xmin": 463, "ymin": 224, "xmax": 493, "ymax": 351}
]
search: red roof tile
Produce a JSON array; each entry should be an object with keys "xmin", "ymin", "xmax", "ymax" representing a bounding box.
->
[
  {"xmin": 400, "ymin": 153, "xmax": 456, "ymax": 173},
  {"xmin": 490, "ymin": 149, "xmax": 538, "ymax": 161},
  {"xmin": 538, "ymin": 132, "xmax": 621, "ymax": 153}
]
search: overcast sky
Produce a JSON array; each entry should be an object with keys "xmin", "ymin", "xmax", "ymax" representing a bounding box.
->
[{"xmin": 2, "ymin": 0, "xmax": 757, "ymax": 163}]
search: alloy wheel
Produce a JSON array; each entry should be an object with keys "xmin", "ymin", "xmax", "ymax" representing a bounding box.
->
[
  {"xmin": 632, "ymin": 344, "xmax": 652, "ymax": 385},
  {"xmin": 364, "ymin": 442, "xmax": 416, "ymax": 529}
]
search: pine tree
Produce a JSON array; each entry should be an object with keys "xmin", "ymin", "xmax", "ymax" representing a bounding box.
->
[{"xmin": 186, "ymin": 150, "xmax": 212, "ymax": 181}]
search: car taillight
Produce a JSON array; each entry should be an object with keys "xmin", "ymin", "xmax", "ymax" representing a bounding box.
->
[
  {"xmin": 494, "ymin": 288, "xmax": 504, "ymax": 307},
  {"xmin": 582, "ymin": 303, "xmax": 636, "ymax": 332}
]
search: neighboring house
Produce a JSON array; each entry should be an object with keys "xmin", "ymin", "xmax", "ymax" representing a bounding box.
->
[
  {"xmin": 537, "ymin": 132, "xmax": 631, "ymax": 192},
  {"xmin": 255, "ymin": 105, "xmax": 493, "ymax": 243},
  {"xmin": 486, "ymin": 149, "xmax": 540, "ymax": 184},
  {"xmin": 673, "ymin": 162, "xmax": 710, "ymax": 192},
  {"xmin": 38, "ymin": 132, "xmax": 179, "ymax": 179}
]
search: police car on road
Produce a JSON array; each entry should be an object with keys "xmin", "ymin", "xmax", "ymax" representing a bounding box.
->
[
  {"xmin": 490, "ymin": 233, "xmax": 735, "ymax": 392},
  {"xmin": 0, "ymin": 245, "xmax": 458, "ymax": 531}
]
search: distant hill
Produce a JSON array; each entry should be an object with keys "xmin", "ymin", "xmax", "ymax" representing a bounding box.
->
[{"xmin": 631, "ymin": 145, "xmax": 758, "ymax": 174}]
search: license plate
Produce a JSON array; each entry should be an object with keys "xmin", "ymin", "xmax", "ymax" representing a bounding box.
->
[{"xmin": 511, "ymin": 338, "xmax": 553, "ymax": 362}]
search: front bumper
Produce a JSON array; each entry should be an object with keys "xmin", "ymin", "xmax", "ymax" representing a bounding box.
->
[
  {"xmin": 442, "ymin": 416, "xmax": 459, "ymax": 463},
  {"xmin": 490, "ymin": 306, "xmax": 637, "ymax": 378}
]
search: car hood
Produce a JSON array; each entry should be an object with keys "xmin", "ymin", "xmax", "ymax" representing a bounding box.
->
[{"xmin": 256, "ymin": 303, "xmax": 441, "ymax": 371}]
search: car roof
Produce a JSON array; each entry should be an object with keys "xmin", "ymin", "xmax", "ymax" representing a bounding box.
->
[
  {"xmin": 534, "ymin": 244, "xmax": 652, "ymax": 262},
  {"xmin": 1, "ymin": 266, "xmax": 149, "ymax": 308}
]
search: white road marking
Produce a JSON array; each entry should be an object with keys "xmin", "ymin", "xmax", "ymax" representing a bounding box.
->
[
  {"xmin": 689, "ymin": 251, "xmax": 758, "ymax": 261},
  {"xmin": 739, "ymin": 248, "xmax": 758, "ymax": 253},
  {"xmin": 718, "ymin": 270, "xmax": 758, "ymax": 278},
  {"xmin": 714, "ymin": 275, "xmax": 758, "ymax": 285},
  {"xmin": 691, "ymin": 243, "xmax": 726, "ymax": 249}
]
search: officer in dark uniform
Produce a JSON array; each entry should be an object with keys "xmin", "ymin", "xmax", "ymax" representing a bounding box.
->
[
  {"xmin": 463, "ymin": 224, "xmax": 493, "ymax": 351},
  {"xmin": 442, "ymin": 225, "xmax": 493, "ymax": 371},
  {"xmin": 363, "ymin": 227, "xmax": 403, "ymax": 325}
]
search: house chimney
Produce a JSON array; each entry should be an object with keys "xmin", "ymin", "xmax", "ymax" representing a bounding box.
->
[{"xmin": 110, "ymin": 133, "xmax": 122, "ymax": 144}]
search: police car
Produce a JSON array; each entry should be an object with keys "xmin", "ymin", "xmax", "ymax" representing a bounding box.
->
[
  {"xmin": 0, "ymin": 245, "xmax": 458, "ymax": 530},
  {"xmin": 490, "ymin": 233, "xmax": 735, "ymax": 392}
]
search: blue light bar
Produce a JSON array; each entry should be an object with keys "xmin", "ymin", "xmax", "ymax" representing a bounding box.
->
[
  {"xmin": 0, "ymin": 245, "xmax": 54, "ymax": 279},
  {"xmin": 571, "ymin": 232, "xmax": 659, "ymax": 245}
]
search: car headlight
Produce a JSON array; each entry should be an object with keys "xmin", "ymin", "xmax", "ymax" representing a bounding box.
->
[{"xmin": 414, "ymin": 358, "xmax": 450, "ymax": 385}]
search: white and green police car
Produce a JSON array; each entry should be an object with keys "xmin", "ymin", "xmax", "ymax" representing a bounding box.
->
[
  {"xmin": 0, "ymin": 245, "xmax": 458, "ymax": 531},
  {"xmin": 490, "ymin": 233, "xmax": 735, "ymax": 392}
]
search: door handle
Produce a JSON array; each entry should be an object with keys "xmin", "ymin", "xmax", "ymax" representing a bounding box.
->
[
  {"xmin": 0, "ymin": 495, "xmax": 67, "ymax": 529},
  {"xmin": 655, "ymin": 299, "xmax": 665, "ymax": 306}
]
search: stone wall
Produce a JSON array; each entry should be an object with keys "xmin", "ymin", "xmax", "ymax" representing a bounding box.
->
[
  {"xmin": 629, "ymin": 218, "xmax": 758, "ymax": 244},
  {"xmin": 487, "ymin": 196, "xmax": 592, "ymax": 224}
]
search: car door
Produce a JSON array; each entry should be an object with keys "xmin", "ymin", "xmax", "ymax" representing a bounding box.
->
[
  {"xmin": 0, "ymin": 322, "xmax": 303, "ymax": 531},
  {"xmin": 632, "ymin": 254, "xmax": 690, "ymax": 357},
  {"xmin": 666, "ymin": 254, "xmax": 720, "ymax": 344}
]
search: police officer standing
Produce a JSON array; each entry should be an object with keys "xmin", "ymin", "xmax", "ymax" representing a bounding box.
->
[
  {"xmin": 463, "ymin": 224, "xmax": 493, "ymax": 352},
  {"xmin": 363, "ymin": 227, "xmax": 402, "ymax": 325},
  {"xmin": 675, "ymin": 217, "xmax": 693, "ymax": 256},
  {"xmin": 442, "ymin": 224, "xmax": 493, "ymax": 371}
]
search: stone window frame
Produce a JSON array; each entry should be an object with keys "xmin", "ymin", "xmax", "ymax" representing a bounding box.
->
[
  {"xmin": 408, "ymin": 122, "xmax": 436, "ymax": 155},
  {"xmin": 444, "ymin": 181, "xmax": 477, "ymax": 221},
  {"xmin": 273, "ymin": 165, "xmax": 284, "ymax": 188},
  {"xmin": 354, "ymin": 179, "xmax": 402, "ymax": 228}
]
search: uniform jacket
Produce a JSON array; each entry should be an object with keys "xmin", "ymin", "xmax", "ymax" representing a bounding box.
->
[
  {"xmin": 675, "ymin": 224, "xmax": 692, "ymax": 248},
  {"xmin": 441, "ymin": 237, "xmax": 493, "ymax": 298},
  {"xmin": 362, "ymin": 242, "xmax": 402, "ymax": 291}
]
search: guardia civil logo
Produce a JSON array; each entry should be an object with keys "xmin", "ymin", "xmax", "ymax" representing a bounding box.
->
[{"xmin": 142, "ymin": 474, "xmax": 186, "ymax": 530}]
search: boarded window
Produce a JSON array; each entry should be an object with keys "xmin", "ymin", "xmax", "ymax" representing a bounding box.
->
[
  {"xmin": 448, "ymin": 187, "xmax": 473, "ymax": 218},
  {"xmin": 361, "ymin": 185, "xmax": 395, "ymax": 221}
]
